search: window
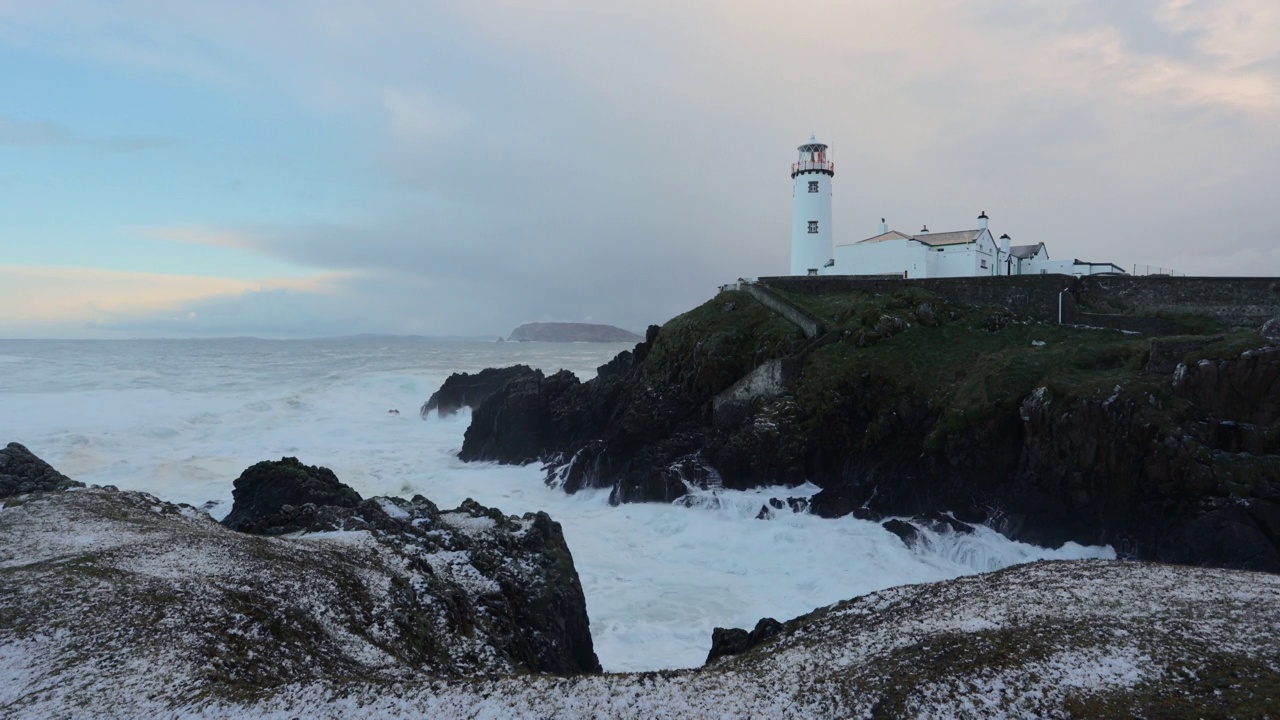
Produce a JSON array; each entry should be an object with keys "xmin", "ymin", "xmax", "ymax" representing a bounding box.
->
[
  {"xmin": 808, "ymin": 181, "xmax": 819, "ymax": 193},
  {"xmin": 980, "ymin": 260, "xmax": 988, "ymax": 269},
  {"xmin": 807, "ymin": 221, "xmax": 819, "ymax": 234}
]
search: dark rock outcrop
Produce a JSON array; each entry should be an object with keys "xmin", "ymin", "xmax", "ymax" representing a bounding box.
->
[
  {"xmin": 0, "ymin": 442, "xmax": 83, "ymax": 498},
  {"xmin": 420, "ymin": 365, "xmax": 540, "ymax": 417},
  {"xmin": 217, "ymin": 455, "xmax": 599, "ymax": 676},
  {"xmin": 878, "ymin": 513, "xmax": 975, "ymax": 549},
  {"xmin": 705, "ymin": 617, "xmax": 784, "ymax": 664},
  {"xmin": 1261, "ymin": 317, "xmax": 1280, "ymax": 344},
  {"xmin": 881, "ymin": 519, "xmax": 921, "ymax": 547},
  {"xmin": 221, "ymin": 457, "xmax": 362, "ymax": 533},
  {"xmin": 508, "ymin": 322, "xmax": 642, "ymax": 343},
  {"xmin": 808, "ymin": 344, "xmax": 1280, "ymax": 571},
  {"xmin": 3, "ymin": 479, "xmax": 600, "ymax": 705},
  {"xmin": 459, "ymin": 368, "xmax": 587, "ymax": 467},
  {"xmin": 912, "ymin": 510, "xmax": 976, "ymax": 535}
]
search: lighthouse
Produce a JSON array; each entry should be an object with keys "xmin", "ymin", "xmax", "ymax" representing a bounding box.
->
[{"xmin": 790, "ymin": 135, "xmax": 834, "ymax": 275}]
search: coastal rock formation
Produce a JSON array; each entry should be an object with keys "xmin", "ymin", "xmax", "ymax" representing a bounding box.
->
[
  {"xmin": 705, "ymin": 617, "xmax": 783, "ymax": 663},
  {"xmin": 6, "ymin": 557, "xmax": 1276, "ymax": 717},
  {"xmin": 0, "ymin": 452, "xmax": 599, "ymax": 712},
  {"xmin": 507, "ymin": 322, "xmax": 642, "ymax": 343},
  {"xmin": 220, "ymin": 456, "xmax": 363, "ymax": 533},
  {"xmin": 0, "ymin": 441, "xmax": 83, "ymax": 498},
  {"xmin": 420, "ymin": 365, "xmax": 539, "ymax": 417},
  {"xmin": 453, "ymin": 285, "xmax": 1280, "ymax": 571},
  {"xmin": 459, "ymin": 368, "xmax": 588, "ymax": 467},
  {"xmin": 218, "ymin": 457, "xmax": 599, "ymax": 676}
]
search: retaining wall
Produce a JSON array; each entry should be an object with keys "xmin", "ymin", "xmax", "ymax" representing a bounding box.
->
[
  {"xmin": 755, "ymin": 275, "xmax": 1280, "ymax": 332},
  {"xmin": 1074, "ymin": 276, "xmax": 1280, "ymax": 328},
  {"xmin": 739, "ymin": 283, "xmax": 826, "ymax": 338}
]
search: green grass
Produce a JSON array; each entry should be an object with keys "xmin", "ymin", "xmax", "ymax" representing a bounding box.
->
[
  {"xmin": 642, "ymin": 290, "xmax": 804, "ymax": 399},
  {"xmin": 637, "ymin": 284, "xmax": 1267, "ymax": 457},
  {"xmin": 764, "ymin": 286, "xmax": 1262, "ymax": 444}
]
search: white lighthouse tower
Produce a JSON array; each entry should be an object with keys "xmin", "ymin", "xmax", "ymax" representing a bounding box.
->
[{"xmin": 789, "ymin": 135, "xmax": 835, "ymax": 275}]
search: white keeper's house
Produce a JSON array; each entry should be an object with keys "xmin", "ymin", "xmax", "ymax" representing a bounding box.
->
[{"xmin": 788, "ymin": 136, "xmax": 1125, "ymax": 278}]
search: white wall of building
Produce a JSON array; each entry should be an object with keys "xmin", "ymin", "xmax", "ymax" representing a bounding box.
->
[
  {"xmin": 832, "ymin": 230, "xmax": 1001, "ymax": 278},
  {"xmin": 832, "ymin": 238, "xmax": 923, "ymax": 277},
  {"xmin": 1021, "ymin": 258, "xmax": 1121, "ymax": 276},
  {"xmin": 929, "ymin": 246, "xmax": 984, "ymax": 278}
]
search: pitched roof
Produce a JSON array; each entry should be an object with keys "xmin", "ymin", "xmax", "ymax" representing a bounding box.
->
[
  {"xmin": 844, "ymin": 226, "xmax": 993, "ymax": 249},
  {"xmin": 1010, "ymin": 243, "xmax": 1045, "ymax": 259},
  {"xmin": 850, "ymin": 230, "xmax": 914, "ymax": 245},
  {"xmin": 842, "ymin": 228, "xmax": 989, "ymax": 248},
  {"xmin": 910, "ymin": 229, "xmax": 983, "ymax": 247}
]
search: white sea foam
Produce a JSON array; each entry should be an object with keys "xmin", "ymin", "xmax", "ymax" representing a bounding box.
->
[{"xmin": 0, "ymin": 337, "xmax": 1113, "ymax": 672}]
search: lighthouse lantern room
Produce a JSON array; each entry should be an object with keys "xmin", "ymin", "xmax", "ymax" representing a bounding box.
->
[{"xmin": 790, "ymin": 135, "xmax": 835, "ymax": 276}]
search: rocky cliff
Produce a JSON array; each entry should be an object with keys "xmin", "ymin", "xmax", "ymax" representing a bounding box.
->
[
  {"xmin": 507, "ymin": 322, "xmax": 642, "ymax": 343},
  {"xmin": 454, "ymin": 285, "xmax": 1280, "ymax": 571},
  {"xmin": 420, "ymin": 365, "xmax": 540, "ymax": 417}
]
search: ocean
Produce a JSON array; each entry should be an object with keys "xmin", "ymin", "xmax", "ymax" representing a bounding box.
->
[{"xmin": 0, "ymin": 337, "xmax": 1112, "ymax": 672}]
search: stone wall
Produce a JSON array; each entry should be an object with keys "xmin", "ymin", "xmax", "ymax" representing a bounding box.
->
[
  {"xmin": 756, "ymin": 274, "xmax": 1280, "ymax": 333},
  {"xmin": 1075, "ymin": 276, "xmax": 1280, "ymax": 328},
  {"xmin": 739, "ymin": 283, "xmax": 826, "ymax": 338},
  {"xmin": 712, "ymin": 360, "xmax": 785, "ymax": 425}
]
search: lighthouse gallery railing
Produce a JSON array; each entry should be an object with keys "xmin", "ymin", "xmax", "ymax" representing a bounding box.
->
[{"xmin": 791, "ymin": 160, "xmax": 835, "ymax": 176}]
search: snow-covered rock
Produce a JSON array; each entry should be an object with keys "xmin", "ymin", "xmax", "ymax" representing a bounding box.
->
[
  {"xmin": 1, "ymin": 484, "xmax": 599, "ymax": 717},
  {"xmin": 6, "ymin": 498, "xmax": 1278, "ymax": 720}
]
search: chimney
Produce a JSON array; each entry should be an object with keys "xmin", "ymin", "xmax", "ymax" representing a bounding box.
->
[
  {"xmin": 1000, "ymin": 233, "xmax": 1011, "ymax": 258},
  {"xmin": 978, "ymin": 211, "xmax": 989, "ymax": 231},
  {"xmin": 920, "ymin": 224, "xmax": 929, "ymax": 234},
  {"xmin": 879, "ymin": 217, "xmax": 888, "ymax": 234}
]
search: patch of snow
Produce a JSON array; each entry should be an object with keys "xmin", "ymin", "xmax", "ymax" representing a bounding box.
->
[
  {"xmin": 423, "ymin": 550, "xmax": 501, "ymax": 595},
  {"xmin": 378, "ymin": 498, "xmax": 410, "ymax": 519},
  {"xmin": 301, "ymin": 530, "xmax": 375, "ymax": 546},
  {"xmin": 440, "ymin": 512, "xmax": 497, "ymax": 532}
]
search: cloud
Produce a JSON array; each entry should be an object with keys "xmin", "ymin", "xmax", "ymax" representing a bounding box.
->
[
  {"xmin": 2, "ymin": 1, "xmax": 1279, "ymax": 338},
  {"xmin": 84, "ymin": 287, "xmax": 363, "ymax": 337},
  {"xmin": 382, "ymin": 88, "xmax": 471, "ymax": 146},
  {"xmin": 0, "ymin": 116, "xmax": 176, "ymax": 150},
  {"xmin": 0, "ymin": 264, "xmax": 350, "ymax": 337},
  {"xmin": 141, "ymin": 226, "xmax": 261, "ymax": 251}
]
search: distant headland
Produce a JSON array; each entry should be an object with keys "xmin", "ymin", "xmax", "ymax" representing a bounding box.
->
[{"xmin": 507, "ymin": 322, "xmax": 641, "ymax": 343}]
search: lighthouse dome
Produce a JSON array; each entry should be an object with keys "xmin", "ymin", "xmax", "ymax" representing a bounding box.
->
[{"xmin": 798, "ymin": 138, "xmax": 828, "ymax": 152}]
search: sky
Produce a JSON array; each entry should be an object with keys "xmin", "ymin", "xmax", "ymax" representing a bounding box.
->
[{"xmin": 1, "ymin": 0, "xmax": 1278, "ymax": 339}]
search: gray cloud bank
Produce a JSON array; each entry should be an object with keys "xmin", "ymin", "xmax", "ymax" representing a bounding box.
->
[{"xmin": 7, "ymin": 0, "xmax": 1280, "ymax": 338}]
